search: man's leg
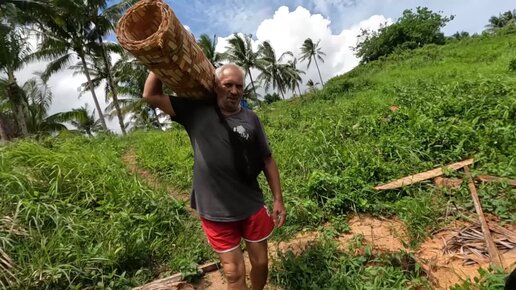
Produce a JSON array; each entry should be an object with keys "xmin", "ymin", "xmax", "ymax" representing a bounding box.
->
[
  {"xmin": 245, "ymin": 239, "xmax": 269, "ymax": 290},
  {"xmin": 218, "ymin": 247, "xmax": 248, "ymax": 290}
]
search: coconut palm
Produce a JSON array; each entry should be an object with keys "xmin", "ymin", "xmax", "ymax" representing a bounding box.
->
[
  {"xmin": 198, "ymin": 34, "xmax": 223, "ymax": 68},
  {"xmin": 224, "ymin": 34, "xmax": 259, "ymax": 100},
  {"xmin": 485, "ymin": 10, "xmax": 516, "ymax": 32},
  {"xmin": 53, "ymin": 105, "xmax": 104, "ymax": 136},
  {"xmin": 82, "ymin": 0, "xmax": 138, "ymax": 135},
  {"xmin": 30, "ymin": 0, "xmax": 109, "ymax": 131},
  {"xmin": 306, "ymin": 79, "xmax": 320, "ymax": 93},
  {"xmin": 0, "ymin": 18, "xmax": 31, "ymax": 137},
  {"xmin": 108, "ymin": 52, "xmax": 165, "ymax": 130},
  {"xmin": 299, "ymin": 38, "xmax": 326, "ymax": 86},
  {"xmin": 21, "ymin": 78, "xmax": 68, "ymax": 135},
  {"xmin": 284, "ymin": 58, "xmax": 305, "ymax": 96},
  {"xmin": 256, "ymin": 41, "xmax": 293, "ymax": 99}
]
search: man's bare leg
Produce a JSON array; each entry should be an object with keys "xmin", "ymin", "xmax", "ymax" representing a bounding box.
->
[
  {"xmin": 245, "ymin": 240, "xmax": 269, "ymax": 290},
  {"xmin": 218, "ymin": 247, "xmax": 248, "ymax": 290}
]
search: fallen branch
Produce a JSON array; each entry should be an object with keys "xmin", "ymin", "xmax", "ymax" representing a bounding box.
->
[
  {"xmin": 374, "ymin": 159, "xmax": 473, "ymax": 191},
  {"xmin": 475, "ymin": 175, "xmax": 516, "ymax": 187},
  {"xmin": 133, "ymin": 262, "xmax": 221, "ymax": 290},
  {"xmin": 464, "ymin": 166, "xmax": 504, "ymax": 268}
]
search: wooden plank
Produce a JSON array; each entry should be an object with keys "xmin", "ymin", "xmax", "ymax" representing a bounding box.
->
[
  {"xmin": 374, "ymin": 159, "xmax": 474, "ymax": 191},
  {"xmin": 133, "ymin": 261, "xmax": 220, "ymax": 290},
  {"xmin": 464, "ymin": 165, "xmax": 504, "ymax": 268},
  {"xmin": 475, "ymin": 175, "xmax": 516, "ymax": 187},
  {"xmin": 199, "ymin": 261, "xmax": 221, "ymax": 273}
]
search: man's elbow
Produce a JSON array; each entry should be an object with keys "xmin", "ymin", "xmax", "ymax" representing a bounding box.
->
[
  {"xmin": 142, "ymin": 92, "xmax": 153, "ymax": 103},
  {"xmin": 142, "ymin": 93, "xmax": 159, "ymax": 108}
]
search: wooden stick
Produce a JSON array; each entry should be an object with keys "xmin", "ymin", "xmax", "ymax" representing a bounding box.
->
[
  {"xmin": 374, "ymin": 159, "xmax": 474, "ymax": 190},
  {"xmin": 475, "ymin": 175, "xmax": 516, "ymax": 187},
  {"xmin": 133, "ymin": 261, "xmax": 221, "ymax": 290},
  {"xmin": 464, "ymin": 165, "xmax": 504, "ymax": 268}
]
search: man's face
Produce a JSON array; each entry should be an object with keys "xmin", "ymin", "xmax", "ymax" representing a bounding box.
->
[{"xmin": 215, "ymin": 67, "xmax": 244, "ymax": 113}]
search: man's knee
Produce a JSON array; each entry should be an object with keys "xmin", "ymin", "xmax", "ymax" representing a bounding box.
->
[
  {"xmin": 249, "ymin": 253, "xmax": 268, "ymax": 269},
  {"xmin": 222, "ymin": 260, "xmax": 245, "ymax": 284}
]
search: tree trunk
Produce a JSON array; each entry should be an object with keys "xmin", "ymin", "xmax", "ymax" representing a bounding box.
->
[
  {"xmin": 279, "ymin": 86, "xmax": 285, "ymax": 99},
  {"xmin": 79, "ymin": 54, "xmax": 108, "ymax": 131},
  {"xmin": 297, "ymin": 84, "xmax": 302, "ymax": 96},
  {"xmin": 314, "ymin": 57, "xmax": 324, "ymax": 86},
  {"xmin": 99, "ymin": 36, "xmax": 126, "ymax": 135},
  {"xmin": 0, "ymin": 119, "xmax": 9, "ymax": 143},
  {"xmin": 247, "ymin": 68, "xmax": 258, "ymax": 101},
  {"xmin": 7, "ymin": 70, "xmax": 29, "ymax": 137}
]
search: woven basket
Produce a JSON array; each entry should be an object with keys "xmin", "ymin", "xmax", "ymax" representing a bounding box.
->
[{"xmin": 116, "ymin": 0, "xmax": 215, "ymax": 99}]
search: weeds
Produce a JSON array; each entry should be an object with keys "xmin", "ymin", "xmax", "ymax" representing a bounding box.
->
[{"xmin": 270, "ymin": 237, "xmax": 430, "ymax": 289}]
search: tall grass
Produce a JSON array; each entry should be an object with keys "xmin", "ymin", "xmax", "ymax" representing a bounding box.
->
[{"xmin": 0, "ymin": 135, "xmax": 213, "ymax": 289}]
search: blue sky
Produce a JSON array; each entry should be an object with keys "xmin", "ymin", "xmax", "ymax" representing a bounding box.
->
[{"xmin": 167, "ymin": 0, "xmax": 514, "ymax": 38}]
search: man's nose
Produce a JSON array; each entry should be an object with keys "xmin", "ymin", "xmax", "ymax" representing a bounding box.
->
[{"xmin": 230, "ymin": 86, "xmax": 238, "ymax": 94}]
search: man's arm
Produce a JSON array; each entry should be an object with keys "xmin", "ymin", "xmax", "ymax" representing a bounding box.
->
[
  {"xmin": 263, "ymin": 156, "xmax": 286, "ymax": 228},
  {"xmin": 143, "ymin": 72, "xmax": 175, "ymax": 116}
]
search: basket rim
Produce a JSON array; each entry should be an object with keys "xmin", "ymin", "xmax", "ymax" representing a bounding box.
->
[{"xmin": 116, "ymin": 0, "xmax": 171, "ymax": 50}]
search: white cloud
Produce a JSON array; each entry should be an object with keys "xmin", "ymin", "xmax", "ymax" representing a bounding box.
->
[{"xmin": 216, "ymin": 6, "xmax": 388, "ymax": 97}]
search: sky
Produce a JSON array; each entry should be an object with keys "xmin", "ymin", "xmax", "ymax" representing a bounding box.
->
[{"xmin": 14, "ymin": 0, "xmax": 515, "ymax": 133}]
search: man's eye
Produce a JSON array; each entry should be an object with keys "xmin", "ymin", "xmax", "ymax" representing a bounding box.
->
[{"xmin": 224, "ymin": 84, "xmax": 232, "ymax": 88}]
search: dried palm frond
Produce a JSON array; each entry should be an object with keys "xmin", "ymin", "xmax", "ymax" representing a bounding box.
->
[{"xmin": 443, "ymin": 222, "xmax": 516, "ymax": 265}]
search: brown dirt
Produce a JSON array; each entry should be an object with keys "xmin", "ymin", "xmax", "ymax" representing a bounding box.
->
[{"xmin": 122, "ymin": 148, "xmax": 189, "ymax": 202}]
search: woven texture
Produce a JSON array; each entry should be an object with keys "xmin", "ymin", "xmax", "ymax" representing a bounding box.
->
[{"xmin": 116, "ymin": 0, "xmax": 214, "ymax": 99}]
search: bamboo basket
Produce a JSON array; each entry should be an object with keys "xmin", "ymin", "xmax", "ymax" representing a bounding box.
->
[{"xmin": 116, "ymin": 0, "xmax": 215, "ymax": 99}]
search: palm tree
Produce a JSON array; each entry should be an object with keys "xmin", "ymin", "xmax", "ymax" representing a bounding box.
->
[
  {"xmin": 284, "ymin": 58, "xmax": 305, "ymax": 96},
  {"xmin": 299, "ymin": 38, "xmax": 326, "ymax": 86},
  {"xmin": 224, "ymin": 34, "xmax": 259, "ymax": 100},
  {"xmin": 83, "ymin": 0, "xmax": 138, "ymax": 135},
  {"xmin": 109, "ymin": 52, "xmax": 165, "ymax": 130},
  {"xmin": 485, "ymin": 10, "xmax": 516, "ymax": 32},
  {"xmin": 21, "ymin": 78, "xmax": 69, "ymax": 135},
  {"xmin": 0, "ymin": 16, "xmax": 31, "ymax": 137},
  {"xmin": 54, "ymin": 105, "xmax": 104, "ymax": 136},
  {"xmin": 31, "ymin": 0, "xmax": 108, "ymax": 131},
  {"xmin": 306, "ymin": 79, "xmax": 320, "ymax": 93},
  {"xmin": 197, "ymin": 34, "xmax": 223, "ymax": 68},
  {"xmin": 256, "ymin": 41, "xmax": 293, "ymax": 99}
]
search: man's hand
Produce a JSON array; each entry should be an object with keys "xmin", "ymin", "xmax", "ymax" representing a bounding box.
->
[{"xmin": 272, "ymin": 199, "xmax": 286, "ymax": 228}]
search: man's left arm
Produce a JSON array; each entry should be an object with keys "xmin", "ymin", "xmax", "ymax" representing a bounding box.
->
[{"xmin": 263, "ymin": 156, "xmax": 286, "ymax": 228}]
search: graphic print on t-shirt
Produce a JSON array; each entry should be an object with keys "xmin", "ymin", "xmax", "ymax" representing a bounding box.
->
[{"xmin": 233, "ymin": 125, "xmax": 250, "ymax": 140}]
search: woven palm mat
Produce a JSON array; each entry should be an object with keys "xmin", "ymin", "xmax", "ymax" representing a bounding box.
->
[{"xmin": 443, "ymin": 222, "xmax": 516, "ymax": 265}]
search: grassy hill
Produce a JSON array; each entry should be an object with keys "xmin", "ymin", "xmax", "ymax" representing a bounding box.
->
[{"xmin": 1, "ymin": 30, "xmax": 515, "ymax": 289}]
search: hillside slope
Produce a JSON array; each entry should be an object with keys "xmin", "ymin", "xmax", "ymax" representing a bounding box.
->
[{"xmin": 1, "ymin": 30, "xmax": 515, "ymax": 289}]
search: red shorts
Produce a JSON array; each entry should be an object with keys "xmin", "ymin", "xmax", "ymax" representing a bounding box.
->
[{"xmin": 201, "ymin": 206, "xmax": 275, "ymax": 253}]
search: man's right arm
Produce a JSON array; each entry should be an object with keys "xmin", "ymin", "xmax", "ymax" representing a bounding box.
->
[{"xmin": 143, "ymin": 72, "xmax": 175, "ymax": 117}]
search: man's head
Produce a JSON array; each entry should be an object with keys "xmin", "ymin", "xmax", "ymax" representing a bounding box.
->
[{"xmin": 214, "ymin": 63, "xmax": 245, "ymax": 114}]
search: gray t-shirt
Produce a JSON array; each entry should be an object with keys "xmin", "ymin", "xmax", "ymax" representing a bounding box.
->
[{"xmin": 169, "ymin": 96, "xmax": 272, "ymax": 222}]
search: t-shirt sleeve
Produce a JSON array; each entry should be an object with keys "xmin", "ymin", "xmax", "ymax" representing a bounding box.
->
[
  {"xmin": 169, "ymin": 96, "xmax": 196, "ymax": 126},
  {"xmin": 253, "ymin": 115, "xmax": 272, "ymax": 159}
]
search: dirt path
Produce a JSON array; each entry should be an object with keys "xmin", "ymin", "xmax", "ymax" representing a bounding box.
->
[
  {"xmin": 122, "ymin": 149, "xmax": 516, "ymax": 290},
  {"xmin": 122, "ymin": 148, "xmax": 190, "ymax": 202}
]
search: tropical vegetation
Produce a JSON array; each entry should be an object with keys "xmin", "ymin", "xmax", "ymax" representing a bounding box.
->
[{"xmin": 1, "ymin": 2, "xmax": 516, "ymax": 289}]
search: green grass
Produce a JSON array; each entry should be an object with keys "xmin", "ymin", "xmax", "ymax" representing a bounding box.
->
[
  {"xmin": 1, "ymin": 30, "xmax": 516, "ymax": 288},
  {"xmin": 270, "ymin": 237, "xmax": 430, "ymax": 289},
  {"xmin": 0, "ymin": 134, "xmax": 213, "ymax": 289}
]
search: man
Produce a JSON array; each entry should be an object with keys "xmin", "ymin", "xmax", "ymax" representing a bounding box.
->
[{"xmin": 143, "ymin": 63, "xmax": 286, "ymax": 290}]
